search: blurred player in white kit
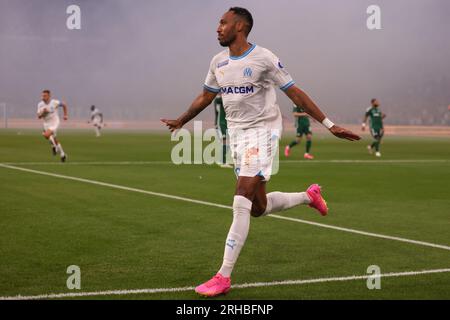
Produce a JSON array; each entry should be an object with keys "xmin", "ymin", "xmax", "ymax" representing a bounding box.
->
[
  {"xmin": 37, "ymin": 89, "xmax": 68, "ymax": 162},
  {"xmin": 88, "ymin": 105, "xmax": 104, "ymax": 137}
]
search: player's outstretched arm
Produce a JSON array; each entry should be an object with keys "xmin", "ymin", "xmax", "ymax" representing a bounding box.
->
[
  {"xmin": 362, "ymin": 115, "xmax": 368, "ymax": 131},
  {"xmin": 161, "ymin": 89, "xmax": 217, "ymax": 132},
  {"xmin": 61, "ymin": 102, "xmax": 68, "ymax": 120},
  {"xmin": 284, "ymin": 85, "xmax": 361, "ymax": 141}
]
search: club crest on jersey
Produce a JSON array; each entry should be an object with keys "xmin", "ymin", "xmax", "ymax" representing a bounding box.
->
[
  {"xmin": 243, "ymin": 67, "xmax": 253, "ymax": 78},
  {"xmin": 217, "ymin": 60, "xmax": 229, "ymax": 68}
]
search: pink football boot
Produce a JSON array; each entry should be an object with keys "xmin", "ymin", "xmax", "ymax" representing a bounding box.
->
[
  {"xmin": 195, "ymin": 273, "xmax": 231, "ymax": 297},
  {"xmin": 306, "ymin": 184, "xmax": 328, "ymax": 216},
  {"xmin": 284, "ymin": 146, "xmax": 290, "ymax": 157}
]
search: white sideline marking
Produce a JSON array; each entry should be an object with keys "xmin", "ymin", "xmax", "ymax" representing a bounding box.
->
[
  {"xmin": 269, "ymin": 215, "xmax": 450, "ymax": 251},
  {"xmin": 282, "ymin": 159, "xmax": 450, "ymax": 164},
  {"xmin": 0, "ymin": 163, "xmax": 230, "ymax": 210},
  {"xmin": 1, "ymin": 163, "xmax": 449, "ymax": 252},
  {"xmin": 1, "ymin": 268, "xmax": 449, "ymax": 300},
  {"xmin": 2, "ymin": 159, "xmax": 450, "ymax": 166},
  {"xmin": 1, "ymin": 159, "xmax": 449, "ymax": 166}
]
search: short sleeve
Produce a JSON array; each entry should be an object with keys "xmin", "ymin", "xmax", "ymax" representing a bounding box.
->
[
  {"xmin": 365, "ymin": 107, "xmax": 371, "ymax": 117},
  {"xmin": 266, "ymin": 51, "xmax": 295, "ymax": 91},
  {"xmin": 53, "ymin": 99, "xmax": 62, "ymax": 108},
  {"xmin": 203, "ymin": 59, "xmax": 220, "ymax": 93}
]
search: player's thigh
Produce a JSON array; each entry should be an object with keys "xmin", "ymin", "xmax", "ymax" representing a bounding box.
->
[
  {"xmin": 235, "ymin": 175, "xmax": 264, "ymax": 201},
  {"xmin": 372, "ymin": 128, "xmax": 382, "ymax": 140},
  {"xmin": 42, "ymin": 129, "xmax": 54, "ymax": 139},
  {"xmin": 296, "ymin": 127, "xmax": 303, "ymax": 139},
  {"xmin": 295, "ymin": 129, "xmax": 303, "ymax": 143},
  {"xmin": 370, "ymin": 127, "xmax": 376, "ymax": 139}
]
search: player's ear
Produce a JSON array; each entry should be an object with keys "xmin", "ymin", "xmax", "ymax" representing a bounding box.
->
[{"xmin": 235, "ymin": 20, "xmax": 245, "ymax": 33}]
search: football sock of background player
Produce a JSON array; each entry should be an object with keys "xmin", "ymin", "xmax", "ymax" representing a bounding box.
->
[
  {"xmin": 306, "ymin": 140, "xmax": 312, "ymax": 153},
  {"xmin": 48, "ymin": 135, "xmax": 58, "ymax": 149},
  {"xmin": 218, "ymin": 192, "xmax": 311, "ymax": 277},
  {"xmin": 374, "ymin": 140, "xmax": 380, "ymax": 152},
  {"xmin": 57, "ymin": 141, "xmax": 65, "ymax": 156},
  {"xmin": 222, "ymin": 139, "xmax": 227, "ymax": 164},
  {"xmin": 288, "ymin": 140, "xmax": 299, "ymax": 148},
  {"xmin": 95, "ymin": 125, "xmax": 101, "ymax": 137}
]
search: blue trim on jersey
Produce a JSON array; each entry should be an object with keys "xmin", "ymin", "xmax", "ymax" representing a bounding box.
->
[
  {"xmin": 229, "ymin": 43, "xmax": 256, "ymax": 60},
  {"xmin": 203, "ymin": 84, "xmax": 220, "ymax": 93},
  {"xmin": 280, "ymin": 80, "xmax": 295, "ymax": 91}
]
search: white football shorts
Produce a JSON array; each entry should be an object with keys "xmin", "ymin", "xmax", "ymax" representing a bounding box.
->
[
  {"xmin": 229, "ymin": 127, "xmax": 280, "ymax": 181},
  {"xmin": 43, "ymin": 118, "xmax": 60, "ymax": 135}
]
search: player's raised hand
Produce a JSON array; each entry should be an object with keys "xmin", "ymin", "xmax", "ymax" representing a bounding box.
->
[
  {"xmin": 160, "ymin": 118, "xmax": 183, "ymax": 132},
  {"xmin": 329, "ymin": 125, "xmax": 361, "ymax": 141}
]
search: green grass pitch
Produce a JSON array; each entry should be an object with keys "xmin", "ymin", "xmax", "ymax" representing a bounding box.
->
[{"xmin": 0, "ymin": 129, "xmax": 449, "ymax": 299}]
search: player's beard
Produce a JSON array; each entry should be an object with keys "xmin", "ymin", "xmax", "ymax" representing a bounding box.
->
[{"xmin": 219, "ymin": 33, "xmax": 236, "ymax": 47}]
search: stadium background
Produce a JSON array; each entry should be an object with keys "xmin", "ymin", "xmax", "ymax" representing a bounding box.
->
[{"xmin": 0, "ymin": 0, "xmax": 449, "ymax": 127}]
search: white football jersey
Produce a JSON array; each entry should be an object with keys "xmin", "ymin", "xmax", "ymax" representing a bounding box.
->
[
  {"xmin": 37, "ymin": 99, "xmax": 61, "ymax": 122},
  {"xmin": 204, "ymin": 44, "xmax": 295, "ymax": 130},
  {"xmin": 91, "ymin": 108, "xmax": 102, "ymax": 121}
]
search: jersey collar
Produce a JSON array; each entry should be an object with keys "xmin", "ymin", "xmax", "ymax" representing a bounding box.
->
[{"xmin": 229, "ymin": 43, "xmax": 256, "ymax": 60}]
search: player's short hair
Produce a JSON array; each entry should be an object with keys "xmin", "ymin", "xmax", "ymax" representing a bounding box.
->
[
  {"xmin": 229, "ymin": 7, "xmax": 253, "ymax": 36},
  {"xmin": 42, "ymin": 89, "xmax": 51, "ymax": 95},
  {"xmin": 371, "ymin": 98, "xmax": 377, "ymax": 103}
]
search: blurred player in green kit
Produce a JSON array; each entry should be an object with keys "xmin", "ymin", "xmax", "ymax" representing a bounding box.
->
[
  {"xmin": 284, "ymin": 105, "xmax": 314, "ymax": 159},
  {"xmin": 362, "ymin": 98, "xmax": 386, "ymax": 157},
  {"xmin": 214, "ymin": 95, "xmax": 232, "ymax": 168}
]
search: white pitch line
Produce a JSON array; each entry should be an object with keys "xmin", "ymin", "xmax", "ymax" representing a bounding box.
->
[
  {"xmin": 0, "ymin": 163, "xmax": 231, "ymax": 210},
  {"xmin": 269, "ymin": 215, "xmax": 450, "ymax": 251},
  {"xmin": 1, "ymin": 268, "xmax": 449, "ymax": 300},
  {"xmin": 1, "ymin": 159, "xmax": 450, "ymax": 166},
  {"xmin": 281, "ymin": 159, "xmax": 450, "ymax": 164},
  {"xmin": 0, "ymin": 161, "xmax": 173, "ymax": 166},
  {"xmin": 1, "ymin": 163, "xmax": 449, "ymax": 252}
]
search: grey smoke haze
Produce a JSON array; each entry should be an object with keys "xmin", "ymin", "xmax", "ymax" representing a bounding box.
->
[{"xmin": 1, "ymin": 0, "xmax": 449, "ymax": 124}]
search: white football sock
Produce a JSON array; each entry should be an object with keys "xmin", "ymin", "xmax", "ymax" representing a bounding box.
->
[
  {"xmin": 218, "ymin": 195, "xmax": 252, "ymax": 278},
  {"xmin": 262, "ymin": 191, "xmax": 311, "ymax": 216},
  {"xmin": 48, "ymin": 135, "xmax": 57, "ymax": 148},
  {"xmin": 95, "ymin": 126, "xmax": 101, "ymax": 137},
  {"xmin": 57, "ymin": 143, "xmax": 65, "ymax": 157}
]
